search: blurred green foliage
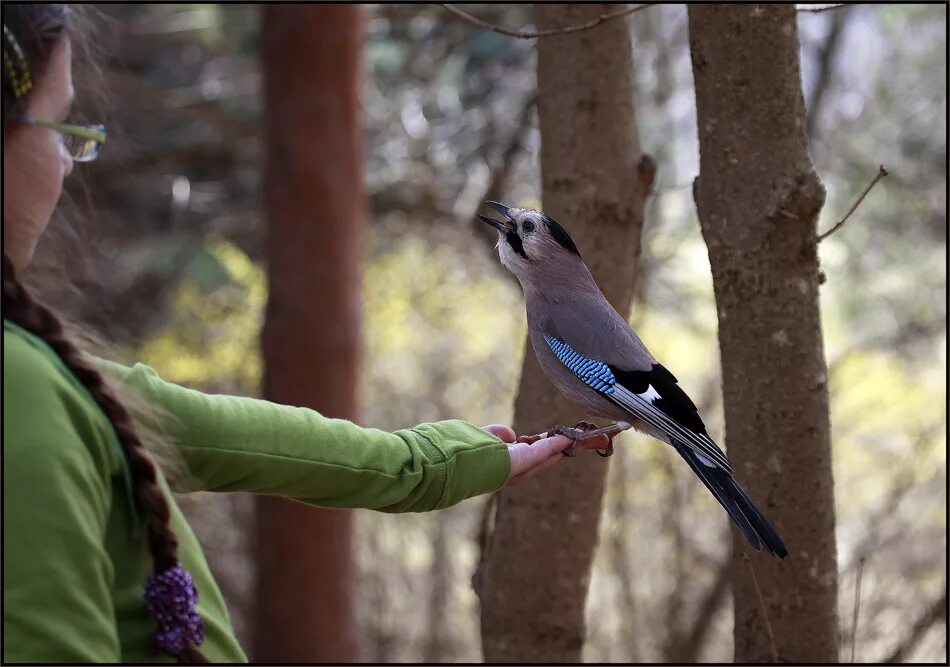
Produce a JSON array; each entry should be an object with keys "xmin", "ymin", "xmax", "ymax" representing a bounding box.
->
[{"xmin": 134, "ymin": 237, "xmax": 264, "ymax": 391}]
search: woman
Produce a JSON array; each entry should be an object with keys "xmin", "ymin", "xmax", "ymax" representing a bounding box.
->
[{"xmin": 2, "ymin": 5, "xmax": 605, "ymax": 662}]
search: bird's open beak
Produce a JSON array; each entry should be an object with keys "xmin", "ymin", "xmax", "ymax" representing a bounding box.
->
[
  {"xmin": 480, "ymin": 200, "xmax": 515, "ymax": 231},
  {"xmin": 478, "ymin": 214, "xmax": 508, "ymax": 232},
  {"xmin": 484, "ymin": 200, "xmax": 513, "ymax": 220}
]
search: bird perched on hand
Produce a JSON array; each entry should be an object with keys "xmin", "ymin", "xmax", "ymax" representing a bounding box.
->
[{"xmin": 480, "ymin": 200, "xmax": 788, "ymax": 558}]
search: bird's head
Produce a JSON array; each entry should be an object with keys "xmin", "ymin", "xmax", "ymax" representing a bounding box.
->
[{"xmin": 479, "ymin": 200, "xmax": 584, "ymax": 288}]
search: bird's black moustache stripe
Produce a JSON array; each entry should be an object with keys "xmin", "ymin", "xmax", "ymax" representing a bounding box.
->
[{"xmin": 506, "ymin": 231, "xmax": 529, "ymax": 260}]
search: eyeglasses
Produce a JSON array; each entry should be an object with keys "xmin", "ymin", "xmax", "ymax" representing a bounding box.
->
[{"xmin": 18, "ymin": 114, "xmax": 106, "ymax": 163}]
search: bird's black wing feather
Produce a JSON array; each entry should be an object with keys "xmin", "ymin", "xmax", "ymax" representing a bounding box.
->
[
  {"xmin": 609, "ymin": 363, "xmax": 707, "ymax": 433},
  {"xmin": 673, "ymin": 440, "xmax": 788, "ymax": 557},
  {"xmin": 606, "ymin": 363, "xmax": 733, "ymax": 473}
]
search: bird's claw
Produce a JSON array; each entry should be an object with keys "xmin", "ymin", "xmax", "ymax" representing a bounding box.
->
[
  {"xmin": 576, "ymin": 421, "xmax": 614, "ymax": 457},
  {"xmin": 545, "ymin": 425, "xmax": 583, "ymax": 456},
  {"xmin": 545, "ymin": 421, "xmax": 616, "ymax": 457},
  {"xmin": 595, "ymin": 440, "xmax": 615, "ymax": 457}
]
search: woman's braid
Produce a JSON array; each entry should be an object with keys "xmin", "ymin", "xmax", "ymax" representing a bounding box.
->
[{"xmin": 3, "ymin": 254, "xmax": 208, "ymax": 663}]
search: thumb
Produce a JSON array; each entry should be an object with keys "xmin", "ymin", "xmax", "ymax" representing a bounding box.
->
[{"xmin": 482, "ymin": 424, "xmax": 517, "ymax": 443}]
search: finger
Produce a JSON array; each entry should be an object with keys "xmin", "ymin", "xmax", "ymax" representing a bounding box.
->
[
  {"xmin": 483, "ymin": 424, "xmax": 517, "ymax": 443},
  {"xmin": 507, "ymin": 435, "xmax": 572, "ymax": 477},
  {"xmin": 521, "ymin": 433, "xmax": 609, "ymax": 452},
  {"xmin": 529, "ymin": 434, "xmax": 572, "ymax": 457},
  {"xmin": 507, "ymin": 451, "xmax": 563, "ymax": 486},
  {"xmin": 507, "ymin": 441, "xmax": 546, "ymax": 478}
]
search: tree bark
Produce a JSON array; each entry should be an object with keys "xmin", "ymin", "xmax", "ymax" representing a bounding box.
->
[
  {"xmin": 687, "ymin": 5, "xmax": 838, "ymax": 662},
  {"xmin": 477, "ymin": 4, "xmax": 649, "ymax": 662},
  {"xmin": 255, "ymin": 5, "xmax": 365, "ymax": 662}
]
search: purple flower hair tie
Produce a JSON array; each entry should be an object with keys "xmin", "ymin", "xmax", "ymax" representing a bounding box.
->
[{"xmin": 144, "ymin": 564, "xmax": 205, "ymax": 656}]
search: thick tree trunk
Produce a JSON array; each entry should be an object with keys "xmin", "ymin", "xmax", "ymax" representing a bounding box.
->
[
  {"xmin": 477, "ymin": 4, "xmax": 649, "ymax": 662},
  {"xmin": 255, "ymin": 5, "xmax": 365, "ymax": 662},
  {"xmin": 687, "ymin": 5, "xmax": 839, "ymax": 662}
]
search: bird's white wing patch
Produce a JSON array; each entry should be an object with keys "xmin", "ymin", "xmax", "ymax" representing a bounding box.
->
[{"xmin": 639, "ymin": 384, "xmax": 661, "ymax": 403}]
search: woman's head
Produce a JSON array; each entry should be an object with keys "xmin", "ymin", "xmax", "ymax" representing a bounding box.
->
[
  {"xmin": 3, "ymin": 5, "xmax": 74, "ymax": 272},
  {"xmin": 2, "ymin": 5, "xmax": 96, "ymax": 272}
]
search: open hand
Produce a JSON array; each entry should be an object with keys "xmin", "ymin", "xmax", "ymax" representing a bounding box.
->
[{"xmin": 482, "ymin": 424, "xmax": 611, "ymax": 486}]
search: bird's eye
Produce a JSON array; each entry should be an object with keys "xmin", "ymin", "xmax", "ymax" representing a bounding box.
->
[{"xmin": 522, "ymin": 220, "xmax": 536, "ymax": 234}]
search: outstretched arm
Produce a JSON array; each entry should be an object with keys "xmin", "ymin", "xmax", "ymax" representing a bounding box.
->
[{"xmin": 96, "ymin": 359, "xmax": 512, "ymax": 512}]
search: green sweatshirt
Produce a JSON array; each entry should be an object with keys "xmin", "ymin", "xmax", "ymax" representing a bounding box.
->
[{"xmin": 2, "ymin": 320, "xmax": 511, "ymax": 663}]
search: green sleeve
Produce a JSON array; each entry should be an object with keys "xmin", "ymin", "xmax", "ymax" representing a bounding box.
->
[
  {"xmin": 3, "ymin": 335, "xmax": 121, "ymax": 662},
  {"xmin": 96, "ymin": 359, "xmax": 512, "ymax": 512}
]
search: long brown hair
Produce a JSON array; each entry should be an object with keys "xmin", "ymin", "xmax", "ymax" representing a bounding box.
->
[{"xmin": 3, "ymin": 5, "xmax": 208, "ymax": 663}]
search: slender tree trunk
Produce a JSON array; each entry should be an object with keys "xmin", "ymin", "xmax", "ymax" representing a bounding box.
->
[
  {"xmin": 607, "ymin": 453, "xmax": 642, "ymax": 662},
  {"xmin": 687, "ymin": 5, "xmax": 838, "ymax": 662},
  {"xmin": 806, "ymin": 5, "xmax": 851, "ymax": 142},
  {"xmin": 422, "ymin": 515, "xmax": 453, "ymax": 662},
  {"xmin": 255, "ymin": 5, "xmax": 365, "ymax": 662},
  {"xmin": 477, "ymin": 5, "xmax": 650, "ymax": 661}
]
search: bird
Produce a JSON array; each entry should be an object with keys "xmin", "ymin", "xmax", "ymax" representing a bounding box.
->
[{"xmin": 479, "ymin": 200, "xmax": 788, "ymax": 558}]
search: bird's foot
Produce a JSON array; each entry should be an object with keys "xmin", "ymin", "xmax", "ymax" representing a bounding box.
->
[
  {"xmin": 546, "ymin": 421, "xmax": 631, "ymax": 457},
  {"xmin": 595, "ymin": 437, "xmax": 615, "ymax": 458},
  {"xmin": 515, "ymin": 433, "xmax": 544, "ymax": 445}
]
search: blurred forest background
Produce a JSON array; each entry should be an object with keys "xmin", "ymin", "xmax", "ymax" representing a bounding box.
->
[{"xmin": 34, "ymin": 3, "xmax": 946, "ymax": 663}]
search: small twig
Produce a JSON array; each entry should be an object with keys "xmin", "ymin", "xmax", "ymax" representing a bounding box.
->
[
  {"xmin": 850, "ymin": 556, "xmax": 865, "ymax": 663},
  {"xmin": 816, "ymin": 165, "xmax": 888, "ymax": 242},
  {"xmin": 796, "ymin": 3, "xmax": 848, "ymax": 13},
  {"xmin": 438, "ymin": 3, "xmax": 654, "ymax": 39},
  {"xmin": 744, "ymin": 553, "xmax": 779, "ymax": 664}
]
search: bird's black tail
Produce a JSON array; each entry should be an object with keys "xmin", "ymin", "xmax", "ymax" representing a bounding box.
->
[{"xmin": 673, "ymin": 439, "xmax": 788, "ymax": 558}]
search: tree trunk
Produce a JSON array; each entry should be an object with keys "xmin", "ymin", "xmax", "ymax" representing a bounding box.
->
[
  {"xmin": 687, "ymin": 5, "xmax": 838, "ymax": 662},
  {"xmin": 422, "ymin": 515, "xmax": 453, "ymax": 662},
  {"xmin": 477, "ymin": 4, "xmax": 649, "ymax": 661},
  {"xmin": 255, "ymin": 5, "xmax": 365, "ymax": 662}
]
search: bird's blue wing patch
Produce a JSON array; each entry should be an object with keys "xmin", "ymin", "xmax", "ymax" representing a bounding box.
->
[
  {"xmin": 544, "ymin": 334, "xmax": 616, "ymax": 395},
  {"xmin": 544, "ymin": 335, "xmax": 734, "ymax": 474}
]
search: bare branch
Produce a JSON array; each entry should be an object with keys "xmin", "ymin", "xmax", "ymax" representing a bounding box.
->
[
  {"xmin": 469, "ymin": 94, "xmax": 537, "ymax": 250},
  {"xmin": 661, "ymin": 455, "xmax": 687, "ymax": 660},
  {"xmin": 796, "ymin": 3, "xmax": 848, "ymax": 13},
  {"xmin": 471, "ymin": 494, "xmax": 497, "ymax": 601},
  {"xmin": 667, "ymin": 555, "xmax": 732, "ymax": 662},
  {"xmin": 422, "ymin": 516, "xmax": 453, "ymax": 662},
  {"xmin": 438, "ymin": 3, "xmax": 654, "ymax": 39},
  {"xmin": 806, "ymin": 4, "xmax": 851, "ymax": 140},
  {"xmin": 107, "ymin": 71, "xmax": 258, "ymax": 138},
  {"xmin": 744, "ymin": 553, "xmax": 779, "ymax": 663},
  {"xmin": 850, "ymin": 556, "xmax": 865, "ymax": 662},
  {"xmin": 816, "ymin": 165, "xmax": 888, "ymax": 242},
  {"xmin": 607, "ymin": 453, "xmax": 643, "ymax": 661},
  {"xmin": 880, "ymin": 590, "xmax": 948, "ymax": 663},
  {"xmin": 836, "ymin": 425, "xmax": 939, "ymax": 579}
]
